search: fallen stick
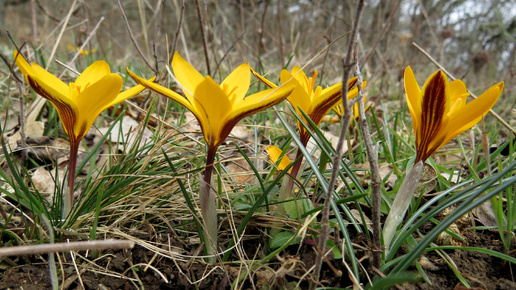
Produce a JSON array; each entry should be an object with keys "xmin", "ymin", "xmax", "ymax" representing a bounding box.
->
[{"xmin": 0, "ymin": 239, "xmax": 134, "ymax": 257}]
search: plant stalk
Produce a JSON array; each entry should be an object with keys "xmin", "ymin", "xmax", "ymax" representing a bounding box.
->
[
  {"xmin": 201, "ymin": 147, "xmax": 218, "ymax": 263},
  {"xmin": 64, "ymin": 140, "xmax": 79, "ymax": 217},
  {"xmin": 271, "ymin": 149, "xmax": 304, "ymax": 237},
  {"xmin": 383, "ymin": 161, "xmax": 424, "ymax": 252}
]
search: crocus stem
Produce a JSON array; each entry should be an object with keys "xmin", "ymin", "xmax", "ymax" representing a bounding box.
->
[
  {"xmin": 278, "ymin": 149, "xmax": 304, "ymax": 214},
  {"xmin": 64, "ymin": 141, "xmax": 79, "ymax": 217},
  {"xmin": 383, "ymin": 161, "xmax": 424, "ymax": 252},
  {"xmin": 271, "ymin": 149, "xmax": 304, "ymax": 238},
  {"xmin": 200, "ymin": 147, "xmax": 218, "ymax": 263}
]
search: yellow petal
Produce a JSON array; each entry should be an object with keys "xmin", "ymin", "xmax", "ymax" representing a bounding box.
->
[
  {"xmin": 250, "ymin": 68, "xmax": 278, "ymax": 88},
  {"xmin": 224, "ymin": 84, "xmax": 293, "ymax": 147},
  {"xmin": 75, "ymin": 61, "xmax": 111, "ymax": 89},
  {"xmin": 172, "ymin": 52, "xmax": 204, "ymax": 97},
  {"xmin": 266, "ymin": 145, "xmax": 291, "ymax": 171},
  {"xmin": 126, "ymin": 68, "xmax": 196, "ymax": 113},
  {"xmin": 282, "ymin": 66, "xmax": 310, "ymax": 93},
  {"xmin": 439, "ymin": 82, "xmax": 504, "ymax": 146},
  {"xmin": 74, "ymin": 74, "xmax": 124, "ymax": 140},
  {"xmin": 221, "ymin": 62, "xmax": 251, "ymax": 103},
  {"xmin": 14, "ymin": 52, "xmax": 70, "ymax": 99},
  {"xmin": 193, "ymin": 76, "xmax": 232, "ymax": 148},
  {"xmin": 404, "ymin": 66, "xmax": 421, "ymax": 132},
  {"xmin": 287, "ymin": 83, "xmax": 312, "ymax": 115},
  {"xmin": 227, "ymin": 84, "xmax": 293, "ymax": 125},
  {"xmin": 107, "ymin": 77, "xmax": 155, "ymax": 108},
  {"xmin": 13, "ymin": 51, "xmax": 35, "ymax": 76}
]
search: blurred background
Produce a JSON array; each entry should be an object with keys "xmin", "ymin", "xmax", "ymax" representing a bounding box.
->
[{"xmin": 1, "ymin": 0, "xmax": 514, "ymax": 130}]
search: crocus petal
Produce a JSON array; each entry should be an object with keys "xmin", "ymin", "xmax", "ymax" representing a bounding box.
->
[
  {"xmin": 126, "ymin": 68, "xmax": 196, "ymax": 114},
  {"xmin": 226, "ymin": 84, "xmax": 293, "ymax": 127},
  {"xmin": 224, "ymin": 84, "xmax": 293, "ymax": 145},
  {"xmin": 416, "ymin": 70, "xmax": 448, "ymax": 162},
  {"xmin": 286, "ymin": 66, "xmax": 311, "ymax": 93},
  {"xmin": 250, "ymin": 68, "xmax": 278, "ymax": 88},
  {"xmin": 14, "ymin": 53, "xmax": 71, "ymax": 100},
  {"xmin": 440, "ymin": 82, "xmax": 504, "ymax": 146},
  {"xmin": 267, "ymin": 145, "xmax": 292, "ymax": 171},
  {"xmin": 404, "ymin": 66, "xmax": 421, "ymax": 131},
  {"xmin": 13, "ymin": 51, "xmax": 36, "ymax": 76},
  {"xmin": 74, "ymin": 61, "xmax": 111, "ymax": 89},
  {"xmin": 24, "ymin": 71, "xmax": 72, "ymax": 108},
  {"xmin": 193, "ymin": 77, "xmax": 232, "ymax": 148},
  {"xmin": 107, "ymin": 78, "xmax": 155, "ymax": 108},
  {"xmin": 26, "ymin": 74, "xmax": 78, "ymax": 139},
  {"xmin": 74, "ymin": 74, "xmax": 124, "ymax": 139},
  {"xmin": 172, "ymin": 52, "xmax": 204, "ymax": 97},
  {"xmin": 221, "ymin": 63, "xmax": 251, "ymax": 103},
  {"xmin": 309, "ymin": 82, "xmax": 343, "ymax": 115}
]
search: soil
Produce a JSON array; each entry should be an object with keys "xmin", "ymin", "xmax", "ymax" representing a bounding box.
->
[{"xmin": 1, "ymin": 227, "xmax": 515, "ymax": 289}]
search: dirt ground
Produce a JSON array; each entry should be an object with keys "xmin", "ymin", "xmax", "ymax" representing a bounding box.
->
[{"xmin": 1, "ymin": 226, "xmax": 515, "ymax": 289}]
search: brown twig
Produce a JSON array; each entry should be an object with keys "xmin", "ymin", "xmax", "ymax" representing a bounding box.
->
[
  {"xmin": 116, "ymin": 0, "xmax": 156, "ymax": 74},
  {"xmin": 360, "ymin": 0, "xmax": 402, "ymax": 66},
  {"xmin": 277, "ymin": 0, "xmax": 284, "ymax": 68},
  {"xmin": 319, "ymin": 28, "xmax": 334, "ymax": 86},
  {"xmin": 258, "ymin": 0, "xmax": 270, "ymax": 58},
  {"xmin": 30, "ymin": 0, "xmax": 38, "ymax": 43},
  {"xmin": 0, "ymin": 239, "xmax": 134, "ymax": 257},
  {"xmin": 195, "ymin": 0, "xmax": 211, "ymax": 76},
  {"xmin": 213, "ymin": 31, "xmax": 246, "ymax": 76},
  {"xmin": 354, "ymin": 46, "xmax": 382, "ymax": 268},
  {"xmin": 412, "ymin": 42, "xmax": 516, "ymax": 135},
  {"xmin": 169, "ymin": 0, "xmax": 185, "ymax": 64},
  {"xmin": 312, "ymin": 0, "xmax": 365, "ymax": 286}
]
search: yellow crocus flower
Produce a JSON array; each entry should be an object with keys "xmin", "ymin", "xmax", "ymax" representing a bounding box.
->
[
  {"xmin": 252, "ymin": 66, "xmax": 363, "ymax": 145},
  {"xmin": 127, "ymin": 51, "xmax": 293, "ymax": 263},
  {"xmin": 127, "ymin": 52, "xmax": 294, "ymax": 154},
  {"xmin": 383, "ymin": 67, "xmax": 504, "ymax": 249},
  {"xmin": 14, "ymin": 51, "xmax": 152, "ymax": 214},
  {"xmin": 404, "ymin": 66, "xmax": 504, "ymax": 162}
]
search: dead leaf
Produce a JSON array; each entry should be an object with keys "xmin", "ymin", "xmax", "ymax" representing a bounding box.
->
[
  {"xmin": 416, "ymin": 163, "xmax": 437, "ymax": 194},
  {"xmin": 31, "ymin": 167, "xmax": 64, "ymax": 202},
  {"xmin": 355, "ymin": 162, "xmax": 397, "ymax": 189},
  {"xmin": 98, "ymin": 116, "xmax": 153, "ymax": 151}
]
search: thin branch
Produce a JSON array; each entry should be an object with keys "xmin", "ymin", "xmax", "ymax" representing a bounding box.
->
[
  {"xmin": 0, "ymin": 239, "xmax": 134, "ymax": 257},
  {"xmin": 116, "ymin": 0, "xmax": 156, "ymax": 74},
  {"xmin": 354, "ymin": 46, "xmax": 382, "ymax": 268},
  {"xmin": 169, "ymin": 0, "xmax": 185, "ymax": 64},
  {"xmin": 65, "ymin": 16, "xmax": 105, "ymax": 67},
  {"xmin": 412, "ymin": 42, "xmax": 516, "ymax": 135},
  {"xmin": 195, "ymin": 0, "xmax": 211, "ymax": 76},
  {"xmin": 360, "ymin": 0, "xmax": 402, "ymax": 66},
  {"xmin": 213, "ymin": 31, "xmax": 245, "ymax": 76},
  {"xmin": 312, "ymin": 0, "xmax": 365, "ymax": 286}
]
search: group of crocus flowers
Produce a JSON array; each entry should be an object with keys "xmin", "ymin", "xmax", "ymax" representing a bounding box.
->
[{"xmin": 13, "ymin": 49, "xmax": 503, "ymax": 262}]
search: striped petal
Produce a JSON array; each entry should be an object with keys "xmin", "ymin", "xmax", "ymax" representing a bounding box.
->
[{"xmin": 416, "ymin": 70, "xmax": 448, "ymax": 162}]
